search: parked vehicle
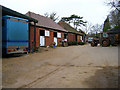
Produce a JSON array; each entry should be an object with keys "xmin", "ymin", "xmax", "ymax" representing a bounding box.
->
[
  {"xmin": 100, "ymin": 30, "xmax": 120, "ymax": 47},
  {"xmin": 87, "ymin": 37, "xmax": 93, "ymax": 43},
  {"xmin": 2, "ymin": 15, "xmax": 29, "ymax": 55},
  {"xmin": 91, "ymin": 30, "xmax": 120, "ymax": 47},
  {"xmin": 100, "ymin": 33, "xmax": 110, "ymax": 47},
  {"xmin": 91, "ymin": 38, "xmax": 99, "ymax": 47}
]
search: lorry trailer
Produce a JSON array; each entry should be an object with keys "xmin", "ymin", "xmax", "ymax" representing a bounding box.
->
[{"xmin": 2, "ymin": 15, "xmax": 29, "ymax": 55}]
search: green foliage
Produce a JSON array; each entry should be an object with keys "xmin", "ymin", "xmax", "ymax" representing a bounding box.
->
[
  {"xmin": 68, "ymin": 41, "xmax": 85, "ymax": 46},
  {"xmin": 68, "ymin": 41, "xmax": 72, "ymax": 46},
  {"xmin": 61, "ymin": 17, "xmax": 72, "ymax": 23},
  {"xmin": 61, "ymin": 14, "xmax": 86, "ymax": 29},
  {"xmin": 72, "ymin": 41, "xmax": 78, "ymax": 45},
  {"xmin": 68, "ymin": 41, "xmax": 78, "ymax": 46},
  {"xmin": 78, "ymin": 41, "xmax": 85, "ymax": 45},
  {"xmin": 35, "ymin": 47, "xmax": 39, "ymax": 52},
  {"xmin": 112, "ymin": 26, "xmax": 120, "ymax": 30}
]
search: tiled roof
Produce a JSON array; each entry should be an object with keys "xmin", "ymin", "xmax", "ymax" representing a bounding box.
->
[
  {"xmin": 2, "ymin": 6, "xmax": 38, "ymax": 23},
  {"xmin": 58, "ymin": 21, "xmax": 82, "ymax": 35},
  {"xmin": 26, "ymin": 12, "xmax": 67, "ymax": 32}
]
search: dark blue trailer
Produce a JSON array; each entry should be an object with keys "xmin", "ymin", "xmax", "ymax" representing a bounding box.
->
[{"xmin": 2, "ymin": 15, "xmax": 29, "ymax": 54}]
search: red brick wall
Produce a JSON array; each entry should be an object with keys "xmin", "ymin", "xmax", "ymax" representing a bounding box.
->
[
  {"xmin": 29, "ymin": 26, "xmax": 34, "ymax": 51},
  {"xmin": 45, "ymin": 31, "xmax": 65, "ymax": 46},
  {"xmin": 30, "ymin": 26, "xmax": 66, "ymax": 48},
  {"xmin": 45, "ymin": 30, "xmax": 54, "ymax": 46},
  {"xmin": 57, "ymin": 32, "xmax": 64, "ymax": 45},
  {"xmin": 77, "ymin": 35, "xmax": 81, "ymax": 42},
  {"xmin": 36, "ymin": 27, "xmax": 40, "ymax": 47},
  {"xmin": 68, "ymin": 33, "xmax": 76, "ymax": 42},
  {"xmin": 29, "ymin": 26, "xmax": 39, "ymax": 51}
]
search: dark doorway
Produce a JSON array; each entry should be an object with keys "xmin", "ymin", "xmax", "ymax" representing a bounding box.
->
[
  {"xmin": 64, "ymin": 33, "xmax": 68, "ymax": 39},
  {"xmin": 40, "ymin": 30, "xmax": 45, "ymax": 36},
  {"xmin": 54, "ymin": 32, "xmax": 57, "ymax": 37}
]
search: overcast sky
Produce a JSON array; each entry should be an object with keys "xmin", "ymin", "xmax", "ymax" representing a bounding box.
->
[{"xmin": 0, "ymin": 0, "xmax": 110, "ymax": 25}]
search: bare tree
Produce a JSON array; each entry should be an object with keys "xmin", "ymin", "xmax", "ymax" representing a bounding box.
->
[
  {"xmin": 79, "ymin": 21, "xmax": 93, "ymax": 34},
  {"xmin": 44, "ymin": 12, "xmax": 59, "ymax": 22},
  {"xmin": 106, "ymin": 0, "xmax": 120, "ymax": 12},
  {"xmin": 109, "ymin": 10, "xmax": 119, "ymax": 27},
  {"xmin": 84, "ymin": 22, "xmax": 93, "ymax": 34},
  {"xmin": 91, "ymin": 24, "xmax": 103, "ymax": 36},
  {"xmin": 105, "ymin": 0, "xmax": 120, "ymax": 28}
]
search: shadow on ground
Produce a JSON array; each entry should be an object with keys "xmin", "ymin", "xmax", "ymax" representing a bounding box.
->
[
  {"xmin": 2, "ymin": 53, "xmax": 27, "ymax": 58},
  {"xmin": 82, "ymin": 66, "xmax": 119, "ymax": 88},
  {"xmin": 2, "ymin": 47, "xmax": 51, "ymax": 58}
]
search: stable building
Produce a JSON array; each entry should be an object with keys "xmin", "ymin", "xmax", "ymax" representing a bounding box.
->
[
  {"xmin": 26, "ymin": 12, "xmax": 67, "ymax": 51},
  {"xmin": 58, "ymin": 21, "xmax": 83, "ymax": 42}
]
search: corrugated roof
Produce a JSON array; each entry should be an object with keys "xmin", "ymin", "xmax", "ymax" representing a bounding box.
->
[
  {"xmin": 2, "ymin": 5, "xmax": 38, "ymax": 23},
  {"xmin": 58, "ymin": 21, "xmax": 82, "ymax": 35},
  {"xmin": 26, "ymin": 12, "xmax": 67, "ymax": 32}
]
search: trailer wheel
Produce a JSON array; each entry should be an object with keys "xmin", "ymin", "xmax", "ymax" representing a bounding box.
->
[
  {"xmin": 91, "ymin": 42, "xmax": 94, "ymax": 47},
  {"xmin": 102, "ymin": 40, "xmax": 109, "ymax": 47}
]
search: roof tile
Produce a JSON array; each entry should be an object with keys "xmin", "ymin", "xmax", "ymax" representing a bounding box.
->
[
  {"xmin": 58, "ymin": 21, "xmax": 82, "ymax": 35},
  {"xmin": 26, "ymin": 12, "xmax": 67, "ymax": 32}
]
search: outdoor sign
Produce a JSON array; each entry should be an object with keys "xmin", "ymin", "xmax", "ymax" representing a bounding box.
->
[
  {"xmin": 45, "ymin": 30, "xmax": 50, "ymax": 37},
  {"xmin": 57, "ymin": 33, "xmax": 61, "ymax": 38}
]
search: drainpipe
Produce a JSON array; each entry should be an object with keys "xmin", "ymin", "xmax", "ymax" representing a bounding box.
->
[
  {"xmin": 32, "ymin": 22, "xmax": 36, "ymax": 53},
  {"xmin": 34, "ymin": 22, "xmax": 36, "ymax": 52}
]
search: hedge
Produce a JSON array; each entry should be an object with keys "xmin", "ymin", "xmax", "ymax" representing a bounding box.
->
[
  {"xmin": 78, "ymin": 41, "xmax": 85, "ymax": 45},
  {"xmin": 68, "ymin": 41, "xmax": 85, "ymax": 46}
]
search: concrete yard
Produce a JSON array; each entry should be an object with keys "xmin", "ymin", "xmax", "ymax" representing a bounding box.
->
[{"xmin": 2, "ymin": 44, "xmax": 119, "ymax": 88}]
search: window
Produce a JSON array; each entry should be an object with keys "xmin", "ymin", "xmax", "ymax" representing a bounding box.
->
[{"xmin": 40, "ymin": 30, "xmax": 45, "ymax": 36}]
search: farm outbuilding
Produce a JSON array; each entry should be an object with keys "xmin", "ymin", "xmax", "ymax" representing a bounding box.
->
[
  {"xmin": 26, "ymin": 12, "xmax": 67, "ymax": 51},
  {"xmin": 58, "ymin": 21, "xmax": 83, "ymax": 42}
]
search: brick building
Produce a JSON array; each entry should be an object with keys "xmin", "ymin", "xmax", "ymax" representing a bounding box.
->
[
  {"xmin": 58, "ymin": 21, "xmax": 83, "ymax": 42},
  {"xmin": 26, "ymin": 12, "xmax": 67, "ymax": 51}
]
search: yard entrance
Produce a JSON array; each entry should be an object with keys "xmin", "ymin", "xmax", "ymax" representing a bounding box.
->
[
  {"xmin": 53, "ymin": 32, "xmax": 57, "ymax": 46},
  {"xmin": 40, "ymin": 30, "xmax": 45, "ymax": 46}
]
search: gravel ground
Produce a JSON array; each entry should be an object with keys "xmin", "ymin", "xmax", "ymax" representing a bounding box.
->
[{"xmin": 2, "ymin": 44, "xmax": 119, "ymax": 88}]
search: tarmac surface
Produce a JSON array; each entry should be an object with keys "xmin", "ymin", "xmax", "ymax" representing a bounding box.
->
[{"xmin": 2, "ymin": 44, "xmax": 119, "ymax": 88}]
